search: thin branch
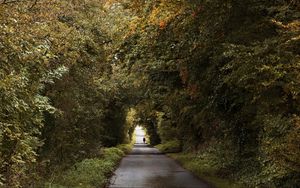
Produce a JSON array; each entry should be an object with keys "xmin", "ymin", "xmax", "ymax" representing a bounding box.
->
[{"xmin": 28, "ymin": 0, "xmax": 37, "ymax": 10}]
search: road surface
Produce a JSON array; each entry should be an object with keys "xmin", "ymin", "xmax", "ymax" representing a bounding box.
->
[{"xmin": 109, "ymin": 127, "xmax": 214, "ymax": 188}]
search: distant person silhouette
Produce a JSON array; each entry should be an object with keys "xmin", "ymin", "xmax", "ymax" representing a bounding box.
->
[{"xmin": 143, "ymin": 137, "xmax": 146, "ymax": 144}]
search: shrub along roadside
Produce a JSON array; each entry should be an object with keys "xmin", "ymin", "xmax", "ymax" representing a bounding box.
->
[
  {"xmin": 44, "ymin": 144, "xmax": 133, "ymax": 188},
  {"xmin": 167, "ymin": 152, "xmax": 244, "ymax": 188},
  {"xmin": 156, "ymin": 141, "xmax": 244, "ymax": 188},
  {"xmin": 156, "ymin": 140, "xmax": 181, "ymax": 153}
]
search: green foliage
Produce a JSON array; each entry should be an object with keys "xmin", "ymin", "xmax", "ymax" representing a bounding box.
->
[
  {"xmin": 101, "ymin": 148, "xmax": 125, "ymax": 163},
  {"xmin": 169, "ymin": 153, "xmax": 243, "ymax": 188},
  {"xmin": 47, "ymin": 145, "xmax": 129, "ymax": 188},
  {"xmin": 59, "ymin": 159, "xmax": 111, "ymax": 188},
  {"xmin": 117, "ymin": 144, "xmax": 134, "ymax": 154},
  {"xmin": 0, "ymin": 12, "xmax": 68, "ymax": 183},
  {"xmin": 255, "ymin": 115, "xmax": 300, "ymax": 187},
  {"xmin": 0, "ymin": 0, "xmax": 133, "ymax": 186},
  {"xmin": 156, "ymin": 112, "xmax": 178, "ymax": 143},
  {"xmin": 109, "ymin": 0, "xmax": 300, "ymax": 187},
  {"xmin": 156, "ymin": 140, "xmax": 181, "ymax": 153},
  {"xmin": 1, "ymin": 0, "xmax": 299, "ymax": 187}
]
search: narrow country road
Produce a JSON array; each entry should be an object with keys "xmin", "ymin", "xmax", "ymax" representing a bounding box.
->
[{"xmin": 109, "ymin": 127, "xmax": 214, "ymax": 188}]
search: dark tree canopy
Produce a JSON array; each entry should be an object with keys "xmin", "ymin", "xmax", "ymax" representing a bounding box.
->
[{"xmin": 0, "ymin": 0, "xmax": 299, "ymax": 187}]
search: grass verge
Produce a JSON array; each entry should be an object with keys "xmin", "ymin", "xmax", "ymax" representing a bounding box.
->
[
  {"xmin": 45, "ymin": 144, "xmax": 133, "ymax": 188},
  {"xmin": 168, "ymin": 152, "xmax": 244, "ymax": 188},
  {"xmin": 156, "ymin": 140, "xmax": 181, "ymax": 153}
]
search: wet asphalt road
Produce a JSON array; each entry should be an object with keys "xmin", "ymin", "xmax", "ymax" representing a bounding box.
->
[{"xmin": 109, "ymin": 127, "xmax": 214, "ymax": 188}]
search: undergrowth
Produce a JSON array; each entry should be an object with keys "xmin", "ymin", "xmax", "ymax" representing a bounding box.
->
[
  {"xmin": 156, "ymin": 140, "xmax": 181, "ymax": 153},
  {"xmin": 157, "ymin": 141, "xmax": 245, "ymax": 188},
  {"xmin": 45, "ymin": 144, "xmax": 132, "ymax": 188},
  {"xmin": 168, "ymin": 152, "xmax": 244, "ymax": 188}
]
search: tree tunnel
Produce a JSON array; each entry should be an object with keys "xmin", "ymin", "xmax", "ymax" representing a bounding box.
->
[{"xmin": 0, "ymin": 0, "xmax": 299, "ymax": 187}]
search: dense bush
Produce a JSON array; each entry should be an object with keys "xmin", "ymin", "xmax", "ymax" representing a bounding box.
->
[
  {"xmin": 169, "ymin": 152, "xmax": 242, "ymax": 188},
  {"xmin": 0, "ymin": 0, "xmax": 134, "ymax": 186},
  {"xmin": 45, "ymin": 145, "xmax": 131, "ymax": 188},
  {"xmin": 156, "ymin": 140, "xmax": 181, "ymax": 153}
]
